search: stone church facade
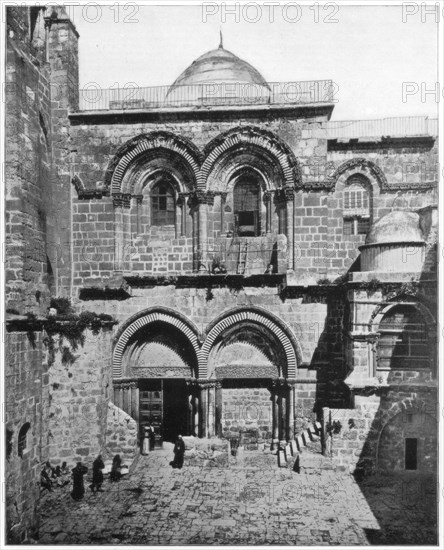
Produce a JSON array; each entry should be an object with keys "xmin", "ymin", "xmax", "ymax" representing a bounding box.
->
[{"xmin": 5, "ymin": 7, "xmax": 438, "ymax": 542}]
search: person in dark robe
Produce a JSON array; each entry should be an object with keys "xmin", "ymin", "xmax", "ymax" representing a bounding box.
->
[
  {"xmin": 148, "ymin": 424, "xmax": 156, "ymax": 450},
  {"xmin": 40, "ymin": 466, "xmax": 53, "ymax": 492},
  {"xmin": 90, "ymin": 454, "xmax": 105, "ymax": 492},
  {"xmin": 109, "ymin": 454, "xmax": 122, "ymax": 482},
  {"xmin": 172, "ymin": 435, "xmax": 185, "ymax": 469},
  {"xmin": 71, "ymin": 462, "xmax": 88, "ymax": 500}
]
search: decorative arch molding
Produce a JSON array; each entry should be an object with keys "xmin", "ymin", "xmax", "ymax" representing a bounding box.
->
[
  {"xmin": 369, "ymin": 295, "xmax": 436, "ymax": 330},
  {"xmin": 202, "ymin": 126, "xmax": 302, "ymax": 190},
  {"xmin": 112, "ymin": 307, "xmax": 201, "ymax": 378},
  {"xmin": 105, "ymin": 132, "xmax": 203, "ymax": 194},
  {"xmin": 329, "ymin": 158, "xmax": 388, "ymax": 192},
  {"xmin": 201, "ymin": 306, "xmax": 301, "ymax": 379},
  {"xmin": 122, "ymin": 150, "xmax": 196, "ymax": 196}
]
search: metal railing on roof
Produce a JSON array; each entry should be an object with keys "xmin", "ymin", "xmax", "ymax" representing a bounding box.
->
[
  {"xmin": 77, "ymin": 80, "xmax": 335, "ymax": 111},
  {"xmin": 323, "ymin": 116, "xmax": 438, "ymax": 139}
]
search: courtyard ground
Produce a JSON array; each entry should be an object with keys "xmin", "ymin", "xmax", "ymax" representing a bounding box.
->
[{"xmin": 37, "ymin": 444, "xmax": 437, "ymax": 545}]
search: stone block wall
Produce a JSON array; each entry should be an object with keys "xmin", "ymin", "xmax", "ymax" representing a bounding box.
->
[
  {"xmin": 5, "ymin": 329, "xmax": 49, "ymax": 543},
  {"xmin": 5, "ymin": 8, "xmax": 52, "ymax": 315},
  {"xmin": 47, "ymin": 328, "xmax": 113, "ymax": 466},
  {"xmin": 221, "ymin": 386, "xmax": 273, "ymax": 442},
  {"xmin": 104, "ymin": 402, "xmax": 138, "ymax": 464},
  {"xmin": 325, "ymin": 389, "xmax": 438, "ymax": 474}
]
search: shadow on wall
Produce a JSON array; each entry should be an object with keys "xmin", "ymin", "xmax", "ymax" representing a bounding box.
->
[{"xmin": 312, "ymin": 285, "xmax": 352, "ymax": 421}]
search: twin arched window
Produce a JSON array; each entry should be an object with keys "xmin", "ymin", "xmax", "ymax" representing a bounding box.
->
[
  {"xmin": 343, "ymin": 175, "xmax": 371, "ymax": 236},
  {"xmin": 377, "ymin": 305, "xmax": 429, "ymax": 370},
  {"xmin": 151, "ymin": 181, "xmax": 175, "ymax": 226}
]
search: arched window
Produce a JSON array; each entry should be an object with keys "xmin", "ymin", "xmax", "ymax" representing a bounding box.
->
[
  {"xmin": 343, "ymin": 175, "xmax": 371, "ymax": 236},
  {"xmin": 377, "ymin": 306, "xmax": 429, "ymax": 370},
  {"xmin": 18, "ymin": 422, "xmax": 31, "ymax": 458},
  {"xmin": 234, "ymin": 177, "xmax": 260, "ymax": 236},
  {"xmin": 151, "ymin": 181, "xmax": 175, "ymax": 226}
]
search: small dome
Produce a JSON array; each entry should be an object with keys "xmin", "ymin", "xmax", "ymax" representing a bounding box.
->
[
  {"xmin": 169, "ymin": 46, "xmax": 270, "ymax": 89},
  {"xmin": 365, "ymin": 211, "xmax": 425, "ymax": 245}
]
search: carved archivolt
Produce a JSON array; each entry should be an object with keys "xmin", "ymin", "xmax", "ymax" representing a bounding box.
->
[
  {"xmin": 112, "ymin": 308, "xmax": 201, "ymax": 378},
  {"xmin": 328, "ymin": 158, "xmax": 388, "ymax": 191},
  {"xmin": 105, "ymin": 132, "xmax": 203, "ymax": 194},
  {"xmin": 103, "ymin": 127, "xmax": 302, "ymax": 197},
  {"xmin": 201, "ymin": 307, "xmax": 301, "ymax": 378},
  {"xmin": 113, "ymin": 306, "xmax": 302, "ymax": 381}
]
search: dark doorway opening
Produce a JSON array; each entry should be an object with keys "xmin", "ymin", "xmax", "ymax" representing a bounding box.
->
[
  {"xmin": 163, "ymin": 380, "xmax": 189, "ymax": 442},
  {"xmin": 405, "ymin": 437, "xmax": 418, "ymax": 470}
]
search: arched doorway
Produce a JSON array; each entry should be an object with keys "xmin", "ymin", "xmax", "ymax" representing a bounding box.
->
[
  {"xmin": 201, "ymin": 308, "xmax": 300, "ymax": 447},
  {"xmin": 112, "ymin": 310, "xmax": 200, "ymax": 446}
]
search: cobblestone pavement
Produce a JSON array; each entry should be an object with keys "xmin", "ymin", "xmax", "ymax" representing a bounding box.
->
[{"xmin": 38, "ymin": 445, "xmax": 437, "ymax": 545}]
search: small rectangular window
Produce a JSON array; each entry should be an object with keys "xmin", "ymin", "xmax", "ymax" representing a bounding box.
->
[
  {"xmin": 405, "ymin": 438, "xmax": 418, "ymax": 470},
  {"xmin": 343, "ymin": 218, "xmax": 354, "ymax": 235}
]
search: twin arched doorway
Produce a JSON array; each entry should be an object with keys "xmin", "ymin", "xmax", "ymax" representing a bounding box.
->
[{"xmin": 112, "ymin": 307, "xmax": 301, "ymax": 447}]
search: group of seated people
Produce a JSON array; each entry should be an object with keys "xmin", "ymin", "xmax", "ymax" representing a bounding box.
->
[
  {"xmin": 40, "ymin": 455, "xmax": 129, "ymax": 493},
  {"xmin": 40, "ymin": 461, "xmax": 70, "ymax": 491}
]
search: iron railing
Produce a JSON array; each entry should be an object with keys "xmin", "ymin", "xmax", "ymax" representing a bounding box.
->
[
  {"xmin": 77, "ymin": 80, "xmax": 335, "ymax": 111},
  {"xmin": 323, "ymin": 116, "xmax": 438, "ymax": 138}
]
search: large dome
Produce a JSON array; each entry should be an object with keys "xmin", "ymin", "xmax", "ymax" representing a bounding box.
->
[
  {"xmin": 365, "ymin": 210, "xmax": 425, "ymax": 245},
  {"xmin": 166, "ymin": 44, "xmax": 270, "ymax": 105}
]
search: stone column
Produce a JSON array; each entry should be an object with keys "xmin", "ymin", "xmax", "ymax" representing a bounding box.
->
[
  {"xmin": 185, "ymin": 379, "xmax": 196, "ymax": 435},
  {"xmin": 113, "ymin": 193, "xmax": 131, "ymax": 271},
  {"xmin": 189, "ymin": 194, "xmax": 197, "ymax": 271},
  {"xmin": 133, "ymin": 195, "xmax": 143, "ymax": 236},
  {"xmin": 263, "ymin": 191, "xmax": 273, "ymax": 234},
  {"xmin": 207, "ymin": 381, "xmax": 217, "ymax": 438},
  {"xmin": 194, "ymin": 392, "xmax": 200, "ymax": 437},
  {"xmin": 287, "ymin": 379, "xmax": 296, "ymax": 441},
  {"xmin": 282, "ymin": 187, "xmax": 295, "ymax": 271},
  {"xmin": 279, "ymin": 379, "xmax": 287, "ymax": 443},
  {"xmin": 178, "ymin": 193, "xmax": 188, "ymax": 237},
  {"xmin": 130, "ymin": 381, "xmax": 139, "ymax": 423},
  {"xmin": 271, "ymin": 380, "xmax": 279, "ymax": 449},
  {"xmin": 220, "ymin": 192, "xmax": 227, "ymax": 237},
  {"xmin": 215, "ymin": 381, "xmax": 222, "ymax": 438},
  {"xmin": 198, "ymin": 380, "xmax": 209, "ymax": 438},
  {"xmin": 196, "ymin": 191, "xmax": 208, "ymax": 272}
]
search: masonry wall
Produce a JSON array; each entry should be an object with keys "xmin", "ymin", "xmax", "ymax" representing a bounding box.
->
[
  {"xmin": 221, "ymin": 385, "xmax": 273, "ymax": 442},
  {"xmin": 46, "ymin": 328, "xmax": 113, "ymax": 466},
  {"xmin": 325, "ymin": 389, "xmax": 438, "ymax": 475},
  {"xmin": 5, "ymin": 329, "xmax": 49, "ymax": 543},
  {"xmin": 5, "ymin": 7, "xmax": 52, "ymax": 315},
  {"xmin": 68, "ymin": 116, "xmax": 438, "ymax": 283}
]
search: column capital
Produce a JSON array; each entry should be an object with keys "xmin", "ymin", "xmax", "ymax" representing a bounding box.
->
[
  {"xmin": 133, "ymin": 194, "xmax": 143, "ymax": 205},
  {"xmin": 220, "ymin": 192, "xmax": 228, "ymax": 202},
  {"xmin": 206, "ymin": 191, "xmax": 215, "ymax": 206},
  {"xmin": 189, "ymin": 189, "xmax": 210, "ymax": 206},
  {"xmin": 271, "ymin": 377, "xmax": 287, "ymax": 388},
  {"xmin": 113, "ymin": 379, "xmax": 138, "ymax": 389},
  {"xmin": 280, "ymin": 186, "xmax": 295, "ymax": 202},
  {"xmin": 113, "ymin": 193, "xmax": 132, "ymax": 208},
  {"xmin": 263, "ymin": 190, "xmax": 274, "ymax": 202},
  {"xmin": 177, "ymin": 192, "xmax": 188, "ymax": 206},
  {"xmin": 286, "ymin": 378, "xmax": 297, "ymax": 388},
  {"xmin": 197, "ymin": 379, "xmax": 218, "ymax": 389}
]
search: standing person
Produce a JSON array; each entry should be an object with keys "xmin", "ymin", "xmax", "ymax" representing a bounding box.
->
[
  {"xmin": 172, "ymin": 435, "xmax": 185, "ymax": 469},
  {"xmin": 71, "ymin": 462, "xmax": 88, "ymax": 501},
  {"xmin": 90, "ymin": 454, "xmax": 105, "ymax": 493},
  {"xmin": 148, "ymin": 424, "xmax": 156, "ymax": 451},
  {"xmin": 109, "ymin": 454, "xmax": 122, "ymax": 482}
]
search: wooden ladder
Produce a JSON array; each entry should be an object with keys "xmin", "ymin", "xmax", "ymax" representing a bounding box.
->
[{"xmin": 237, "ymin": 242, "xmax": 248, "ymax": 275}]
